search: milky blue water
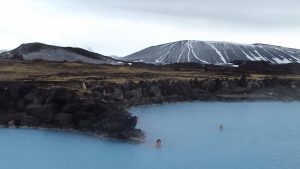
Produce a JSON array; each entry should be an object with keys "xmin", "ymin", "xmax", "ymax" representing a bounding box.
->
[{"xmin": 0, "ymin": 102, "xmax": 300, "ymax": 169}]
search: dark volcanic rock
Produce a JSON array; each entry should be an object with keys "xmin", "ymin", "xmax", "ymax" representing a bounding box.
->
[
  {"xmin": 62, "ymin": 103, "xmax": 82, "ymax": 114},
  {"xmin": 78, "ymin": 120, "xmax": 92, "ymax": 130},
  {"xmin": 129, "ymin": 88, "xmax": 143, "ymax": 99},
  {"xmin": 54, "ymin": 113, "xmax": 73, "ymax": 126},
  {"xmin": 0, "ymin": 82, "xmax": 144, "ymax": 141},
  {"xmin": 49, "ymin": 88, "xmax": 74, "ymax": 104},
  {"xmin": 21, "ymin": 115, "xmax": 40, "ymax": 126},
  {"xmin": 112, "ymin": 88, "xmax": 124, "ymax": 101},
  {"xmin": 25, "ymin": 103, "xmax": 53, "ymax": 122}
]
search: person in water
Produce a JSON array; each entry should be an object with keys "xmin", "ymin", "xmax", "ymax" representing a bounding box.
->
[
  {"xmin": 155, "ymin": 139, "xmax": 162, "ymax": 148},
  {"xmin": 219, "ymin": 124, "xmax": 224, "ymax": 130}
]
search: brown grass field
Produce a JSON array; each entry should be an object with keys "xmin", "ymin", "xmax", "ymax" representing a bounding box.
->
[{"xmin": 0, "ymin": 60, "xmax": 299, "ymax": 92}]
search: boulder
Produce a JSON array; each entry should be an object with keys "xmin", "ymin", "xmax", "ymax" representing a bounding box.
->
[
  {"xmin": 9, "ymin": 84, "xmax": 33, "ymax": 99},
  {"xmin": 0, "ymin": 93, "xmax": 15, "ymax": 109},
  {"xmin": 7, "ymin": 120, "xmax": 15, "ymax": 127},
  {"xmin": 17, "ymin": 99, "xmax": 27, "ymax": 111},
  {"xmin": 74, "ymin": 111, "xmax": 90, "ymax": 120},
  {"xmin": 127, "ymin": 116, "xmax": 138, "ymax": 129},
  {"xmin": 62, "ymin": 103, "xmax": 83, "ymax": 114},
  {"xmin": 221, "ymin": 81, "xmax": 230, "ymax": 90},
  {"xmin": 49, "ymin": 88, "xmax": 74, "ymax": 104},
  {"xmin": 24, "ymin": 89, "xmax": 41, "ymax": 102},
  {"xmin": 130, "ymin": 88, "xmax": 143, "ymax": 99},
  {"xmin": 93, "ymin": 113, "xmax": 130, "ymax": 133},
  {"xmin": 25, "ymin": 104, "xmax": 43, "ymax": 115},
  {"xmin": 149, "ymin": 86, "xmax": 161, "ymax": 97},
  {"xmin": 201, "ymin": 79, "xmax": 217, "ymax": 92},
  {"xmin": 21, "ymin": 115, "xmax": 40, "ymax": 126},
  {"xmin": 25, "ymin": 104, "xmax": 54, "ymax": 123},
  {"xmin": 112, "ymin": 88, "xmax": 124, "ymax": 101},
  {"xmin": 78, "ymin": 120, "xmax": 92, "ymax": 129},
  {"xmin": 54, "ymin": 113, "xmax": 73, "ymax": 126}
]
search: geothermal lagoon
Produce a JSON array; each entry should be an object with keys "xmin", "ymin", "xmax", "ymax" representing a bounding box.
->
[{"xmin": 0, "ymin": 102, "xmax": 299, "ymax": 169}]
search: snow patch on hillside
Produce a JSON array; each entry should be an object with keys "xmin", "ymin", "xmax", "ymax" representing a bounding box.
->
[{"xmin": 124, "ymin": 40, "xmax": 300, "ymax": 65}]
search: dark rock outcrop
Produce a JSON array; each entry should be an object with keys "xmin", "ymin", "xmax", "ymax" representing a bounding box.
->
[
  {"xmin": 0, "ymin": 82, "xmax": 142, "ymax": 141},
  {"xmin": 89, "ymin": 78, "xmax": 300, "ymax": 106}
]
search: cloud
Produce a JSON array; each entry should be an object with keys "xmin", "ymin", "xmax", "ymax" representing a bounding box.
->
[
  {"xmin": 109, "ymin": 0, "xmax": 300, "ymax": 27},
  {"xmin": 0, "ymin": 0, "xmax": 299, "ymax": 56},
  {"xmin": 28, "ymin": 0, "xmax": 300, "ymax": 28}
]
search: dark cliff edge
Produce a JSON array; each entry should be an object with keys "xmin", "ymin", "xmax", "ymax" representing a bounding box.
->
[
  {"xmin": 0, "ymin": 83, "xmax": 142, "ymax": 142},
  {"xmin": 0, "ymin": 76, "xmax": 299, "ymax": 142}
]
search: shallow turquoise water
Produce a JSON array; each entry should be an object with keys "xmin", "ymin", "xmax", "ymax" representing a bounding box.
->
[{"xmin": 0, "ymin": 102, "xmax": 300, "ymax": 169}]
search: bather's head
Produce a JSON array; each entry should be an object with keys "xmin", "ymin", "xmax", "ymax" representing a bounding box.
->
[{"xmin": 155, "ymin": 139, "xmax": 162, "ymax": 148}]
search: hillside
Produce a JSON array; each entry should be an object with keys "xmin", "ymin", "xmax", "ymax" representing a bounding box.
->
[
  {"xmin": 123, "ymin": 40, "xmax": 300, "ymax": 65},
  {"xmin": 0, "ymin": 43, "xmax": 122, "ymax": 65}
]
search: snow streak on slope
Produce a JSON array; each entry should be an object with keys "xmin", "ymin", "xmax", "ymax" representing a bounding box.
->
[
  {"xmin": 204, "ymin": 42, "xmax": 226, "ymax": 63},
  {"xmin": 124, "ymin": 40, "xmax": 300, "ymax": 65},
  {"xmin": 241, "ymin": 50, "xmax": 255, "ymax": 61},
  {"xmin": 177, "ymin": 47, "xmax": 185, "ymax": 63},
  {"xmin": 190, "ymin": 41, "xmax": 208, "ymax": 64}
]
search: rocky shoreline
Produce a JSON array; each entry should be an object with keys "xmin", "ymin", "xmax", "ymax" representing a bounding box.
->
[
  {"xmin": 88, "ymin": 75, "xmax": 300, "ymax": 106},
  {"xmin": 0, "ymin": 83, "xmax": 143, "ymax": 142},
  {"xmin": 0, "ymin": 76, "xmax": 299, "ymax": 142}
]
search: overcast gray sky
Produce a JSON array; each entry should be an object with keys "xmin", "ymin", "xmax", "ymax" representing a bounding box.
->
[{"xmin": 0, "ymin": 0, "xmax": 299, "ymax": 56}]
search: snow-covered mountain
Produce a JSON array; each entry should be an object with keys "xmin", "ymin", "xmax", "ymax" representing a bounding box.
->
[
  {"xmin": 123, "ymin": 40, "xmax": 300, "ymax": 65},
  {"xmin": 0, "ymin": 43, "xmax": 122, "ymax": 65}
]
